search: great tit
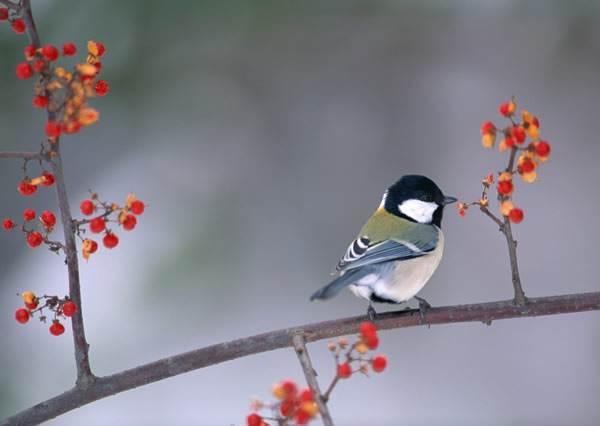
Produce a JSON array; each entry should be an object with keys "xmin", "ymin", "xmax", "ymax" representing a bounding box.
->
[{"xmin": 310, "ymin": 175, "xmax": 457, "ymax": 319}]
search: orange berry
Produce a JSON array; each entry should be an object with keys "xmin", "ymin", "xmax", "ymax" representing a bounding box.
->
[
  {"xmin": 500, "ymin": 200, "xmax": 514, "ymax": 216},
  {"xmin": 481, "ymin": 133, "xmax": 495, "ymax": 149},
  {"xmin": 499, "ymin": 100, "xmax": 516, "ymax": 117}
]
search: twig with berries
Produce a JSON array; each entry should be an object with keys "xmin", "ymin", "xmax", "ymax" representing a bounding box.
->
[
  {"xmin": 15, "ymin": 291, "xmax": 78, "ymax": 336},
  {"xmin": 457, "ymin": 99, "xmax": 552, "ymax": 306},
  {"xmin": 247, "ymin": 322, "xmax": 388, "ymax": 425}
]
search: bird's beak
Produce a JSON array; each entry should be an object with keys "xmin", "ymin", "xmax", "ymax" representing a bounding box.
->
[{"xmin": 442, "ymin": 195, "xmax": 458, "ymax": 205}]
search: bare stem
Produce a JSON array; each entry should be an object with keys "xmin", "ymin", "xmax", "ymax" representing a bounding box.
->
[
  {"xmin": 4, "ymin": 291, "xmax": 600, "ymax": 425},
  {"xmin": 292, "ymin": 332, "xmax": 334, "ymax": 426},
  {"xmin": 322, "ymin": 376, "xmax": 340, "ymax": 402},
  {"xmin": 479, "ymin": 205, "xmax": 504, "ymax": 230}
]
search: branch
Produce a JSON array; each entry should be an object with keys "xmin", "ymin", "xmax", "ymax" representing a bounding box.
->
[
  {"xmin": 5, "ymin": 291, "xmax": 600, "ymax": 425},
  {"xmin": 503, "ymin": 146, "xmax": 527, "ymax": 305},
  {"xmin": 292, "ymin": 333, "xmax": 334, "ymax": 426},
  {"xmin": 18, "ymin": 0, "xmax": 95, "ymax": 386},
  {"xmin": 0, "ymin": 151, "xmax": 44, "ymax": 161}
]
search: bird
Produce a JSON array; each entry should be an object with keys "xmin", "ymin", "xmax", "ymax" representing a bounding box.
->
[{"xmin": 310, "ymin": 175, "xmax": 457, "ymax": 320}]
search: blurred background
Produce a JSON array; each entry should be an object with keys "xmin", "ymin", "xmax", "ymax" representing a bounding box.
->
[{"xmin": 1, "ymin": 0, "xmax": 600, "ymax": 425}]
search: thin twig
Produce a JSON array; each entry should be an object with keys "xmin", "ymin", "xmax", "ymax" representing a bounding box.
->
[
  {"xmin": 322, "ymin": 376, "xmax": 339, "ymax": 403},
  {"xmin": 0, "ymin": 151, "xmax": 44, "ymax": 161},
  {"xmin": 292, "ymin": 332, "xmax": 334, "ymax": 426},
  {"xmin": 20, "ymin": 0, "xmax": 95, "ymax": 386},
  {"xmin": 4, "ymin": 291, "xmax": 600, "ymax": 425},
  {"xmin": 479, "ymin": 205, "xmax": 504, "ymax": 230}
]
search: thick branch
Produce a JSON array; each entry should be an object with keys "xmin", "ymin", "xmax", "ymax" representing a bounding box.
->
[
  {"xmin": 292, "ymin": 333, "xmax": 334, "ymax": 426},
  {"xmin": 0, "ymin": 0, "xmax": 17, "ymax": 11},
  {"xmin": 5, "ymin": 291, "xmax": 600, "ymax": 425}
]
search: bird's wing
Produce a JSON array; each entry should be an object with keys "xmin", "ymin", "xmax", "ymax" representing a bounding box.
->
[{"xmin": 336, "ymin": 215, "xmax": 439, "ymax": 272}]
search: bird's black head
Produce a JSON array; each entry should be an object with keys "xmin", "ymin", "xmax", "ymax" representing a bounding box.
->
[{"xmin": 382, "ymin": 175, "xmax": 457, "ymax": 227}]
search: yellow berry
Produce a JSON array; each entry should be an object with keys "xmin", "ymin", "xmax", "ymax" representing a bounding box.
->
[
  {"xmin": 498, "ymin": 172, "xmax": 512, "ymax": 182},
  {"xmin": 22, "ymin": 291, "xmax": 36, "ymax": 304},
  {"xmin": 481, "ymin": 133, "xmax": 495, "ymax": 149},
  {"xmin": 520, "ymin": 171, "xmax": 538, "ymax": 183},
  {"xmin": 500, "ymin": 201, "xmax": 514, "ymax": 216},
  {"xmin": 272, "ymin": 384, "xmax": 286, "ymax": 400},
  {"xmin": 356, "ymin": 342, "xmax": 369, "ymax": 354}
]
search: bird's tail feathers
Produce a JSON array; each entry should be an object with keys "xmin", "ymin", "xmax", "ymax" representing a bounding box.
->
[{"xmin": 310, "ymin": 267, "xmax": 373, "ymax": 301}]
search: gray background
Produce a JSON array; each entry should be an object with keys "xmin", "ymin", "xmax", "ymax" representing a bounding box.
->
[{"xmin": 1, "ymin": 1, "xmax": 599, "ymax": 425}]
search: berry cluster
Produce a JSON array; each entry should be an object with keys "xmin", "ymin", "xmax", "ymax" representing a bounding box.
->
[
  {"xmin": 75, "ymin": 192, "xmax": 145, "ymax": 260},
  {"xmin": 14, "ymin": 291, "xmax": 77, "ymax": 336},
  {"xmin": 246, "ymin": 322, "xmax": 387, "ymax": 425},
  {"xmin": 3, "ymin": 171, "xmax": 62, "ymax": 252},
  {"xmin": 329, "ymin": 322, "xmax": 388, "ymax": 379},
  {"xmin": 248, "ymin": 381, "xmax": 319, "ymax": 426},
  {"xmin": 458, "ymin": 99, "xmax": 552, "ymax": 223}
]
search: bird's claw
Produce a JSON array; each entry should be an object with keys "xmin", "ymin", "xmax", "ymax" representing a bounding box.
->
[
  {"xmin": 367, "ymin": 304, "xmax": 377, "ymax": 321},
  {"xmin": 414, "ymin": 296, "xmax": 431, "ymax": 327}
]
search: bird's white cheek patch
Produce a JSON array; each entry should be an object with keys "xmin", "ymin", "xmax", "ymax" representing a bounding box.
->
[{"xmin": 398, "ymin": 199, "xmax": 438, "ymax": 223}]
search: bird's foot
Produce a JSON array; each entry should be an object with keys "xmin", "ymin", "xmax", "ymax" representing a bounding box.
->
[
  {"xmin": 414, "ymin": 296, "xmax": 431, "ymax": 327},
  {"xmin": 367, "ymin": 304, "xmax": 377, "ymax": 321}
]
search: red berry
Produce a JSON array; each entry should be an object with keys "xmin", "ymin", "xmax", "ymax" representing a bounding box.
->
[
  {"xmin": 15, "ymin": 308, "xmax": 30, "ymax": 324},
  {"xmin": 62, "ymin": 301, "xmax": 77, "ymax": 317},
  {"xmin": 299, "ymin": 388, "xmax": 313, "ymax": 402},
  {"xmin": 479, "ymin": 121, "xmax": 495, "ymax": 135},
  {"xmin": 281, "ymin": 380, "xmax": 298, "ymax": 398},
  {"xmin": 62, "ymin": 42, "xmax": 77, "ymax": 56},
  {"xmin": 32, "ymin": 59, "xmax": 45, "ymax": 73},
  {"xmin": 511, "ymin": 126, "xmax": 526, "ymax": 144},
  {"xmin": 497, "ymin": 180, "xmax": 513, "ymax": 196},
  {"xmin": 94, "ymin": 61, "xmax": 102, "ymax": 73},
  {"xmin": 0, "ymin": 8, "xmax": 8, "ymax": 21},
  {"xmin": 3, "ymin": 218, "xmax": 15, "ymax": 231},
  {"xmin": 18, "ymin": 180, "xmax": 37, "ymax": 196},
  {"xmin": 95, "ymin": 41, "xmax": 106, "ymax": 56},
  {"xmin": 103, "ymin": 232, "xmax": 119, "ymax": 249},
  {"xmin": 359, "ymin": 321, "xmax": 378, "ymax": 339},
  {"xmin": 49, "ymin": 320, "xmax": 65, "ymax": 336},
  {"xmin": 88, "ymin": 239, "xmax": 99, "ymax": 254},
  {"xmin": 24, "ymin": 44, "xmax": 36, "ymax": 59},
  {"xmin": 130, "ymin": 200, "xmax": 145, "ymax": 215},
  {"xmin": 27, "ymin": 231, "xmax": 43, "ymax": 248},
  {"xmin": 80, "ymin": 199, "xmax": 95, "ymax": 216},
  {"xmin": 32, "ymin": 95, "xmax": 49, "ymax": 108},
  {"xmin": 95, "ymin": 79, "xmax": 109, "ymax": 96},
  {"xmin": 15, "ymin": 62, "xmax": 33, "ymax": 80},
  {"xmin": 365, "ymin": 334, "xmax": 380, "ymax": 350},
  {"xmin": 519, "ymin": 158, "xmax": 536, "ymax": 174},
  {"xmin": 40, "ymin": 210, "xmax": 56, "ymax": 229},
  {"xmin": 509, "ymin": 208, "xmax": 524, "ymax": 224},
  {"xmin": 246, "ymin": 413, "xmax": 262, "ymax": 426},
  {"xmin": 504, "ymin": 135, "xmax": 515, "ymax": 148},
  {"xmin": 42, "ymin": 171, "xmax": 55, "ymax": 186},
  {"xmin": 25, "ymin": 301, "xmax": 38, "ymax": 310},
  {"xmin": 279, "ymin": 400, "xmax": 294, "ymax": 417},
  {"xmin": 23, "ymin": 208, "xmax": 36, "ymax": 222},
  {"xmin": 122, "ymin": 214, "xmax": 137, "ymax": 231},
  {"xmin": 535, "ymin": 140, "xmax": 551, "ymax": 157},
  {"xmin": 41, "ymin": 44, "xmax": 59, "ymax": 61},
  {"xmin": 11, "ymin": 18, "xmax": 26, "ymax": 34},
  {"xmin": 295, "ymin": 409, "xmax": 311, "ymax": 425},
  {"xmin": 337, "ymin": 362, "xmax": 352, "ymax": 379},
  {"xmin": 46, "ymin": 120, "xmax": 61, "ymax": 138},
  {"xmin": 372, "ymin": 355, "xmax": 388, "ymax": 373},
  {"xmin": 89, "ymin": 217, "xmax": 105, "ymax": 233}
]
